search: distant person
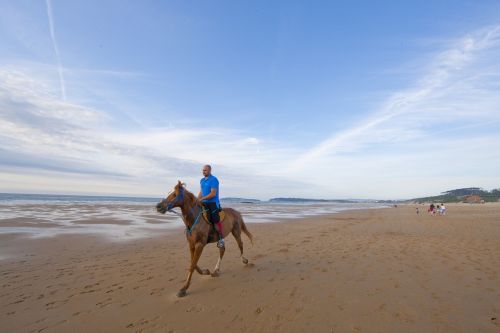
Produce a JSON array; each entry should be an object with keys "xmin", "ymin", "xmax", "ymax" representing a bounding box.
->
[
  {"xmin": 429, "ymin": 203, "xmax": 435, "ymax": 215},
  {"xmin": 441, "ymin": 203, "xmax": 446, "ymax": 215},
  {"xmin": 416, "ymin": 207, "xmax": 419, "ymax": 215},
  {"xmin": 437, "ymin": 204, "xmax": 441, "ymax": 215},
  {"xmin": 198, "ymin": 164, "xmax": 224, "ymax": 248}
]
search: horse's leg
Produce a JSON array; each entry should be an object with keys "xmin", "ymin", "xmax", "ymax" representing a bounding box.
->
[
  {"xmin": 178, "ymin": 242, "xmax": 205, "ymax": 297},
  {"xmin": 232, "ymin": 228, "xmax": 249, "ymax": 265},
  {"xmin": 211, "ymin": 245, "xmax": 225, "ymax": 277},
  {"xmin": 188, "ymin": 243, "xmax": 204, "ymax": 275},
  {"xmin": 189, "ymin": 241, "xmax": 211, "ymax": 275}
]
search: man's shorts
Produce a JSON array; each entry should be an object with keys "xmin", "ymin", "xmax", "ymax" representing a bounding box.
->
[{"xmin": 202, "ymin": 202, "xmax": 220, "ymax": 224}]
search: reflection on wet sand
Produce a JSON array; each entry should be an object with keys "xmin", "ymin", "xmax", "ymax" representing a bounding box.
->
[{"xmin": 0, "ymin": 201, "xmax": 383, "ymax": 239}]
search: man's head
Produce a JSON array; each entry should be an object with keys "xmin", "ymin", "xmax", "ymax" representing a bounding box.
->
[{"xmin": 202, "ymin": 164, "xmax": 212, "ymax": 177}]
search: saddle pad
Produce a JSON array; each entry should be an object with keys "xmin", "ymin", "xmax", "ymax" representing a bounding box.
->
[{"xmin": 203, "ymin": 210, "xmax": 225, "ymax": 223}]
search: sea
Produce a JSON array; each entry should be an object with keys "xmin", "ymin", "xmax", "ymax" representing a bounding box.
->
[{"xmin": 0, "ymin": 193, "xmax": 385, "ymax": 240}]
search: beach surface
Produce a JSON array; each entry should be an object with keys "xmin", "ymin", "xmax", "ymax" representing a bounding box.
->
[{"xmin": 1, "ymin": 203, "xmax": 499, "ymax": 332}]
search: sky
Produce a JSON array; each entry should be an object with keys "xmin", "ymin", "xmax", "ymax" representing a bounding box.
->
[{"xmin": 1, "ymin": 0, "xmax": 500, "ymax": 200}]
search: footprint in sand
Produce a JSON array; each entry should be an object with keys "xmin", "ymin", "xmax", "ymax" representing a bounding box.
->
[
  {"xmin": 252, "ymin": 254, "xmax": 266, "ymax": 260},
  {"xmin": 150, "ymin": 287, "xmax": 165, "ymax": 295},
  {"xmin": 126, "ymin": 316, "xmax": 159, "ymax": 329},
  {"xmin": 45, "ymin": 299, "xmax": 68, "ymax": 309}
]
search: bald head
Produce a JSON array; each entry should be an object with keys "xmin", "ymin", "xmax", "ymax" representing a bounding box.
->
[{"xmin": 202, "ymin": 165, "xmax": 212, "ymax": 177}]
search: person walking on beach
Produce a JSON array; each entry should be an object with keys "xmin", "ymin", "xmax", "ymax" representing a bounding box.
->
[
  {"xmin": 429, "ymin": 203, "xmax": 435, "ymax": 215},
  {"xmin": 441, "ymin": 203, "xmax": 446, "ymax": 215},
  {"xmin": 198, "ymin": 165, "xmax": 224, "ymax": 248}
]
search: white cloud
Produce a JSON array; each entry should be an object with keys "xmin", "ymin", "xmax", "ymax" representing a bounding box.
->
[
  {"xmin": 243, "ymin": 137, "xmax": 260, "ymax": 145},
  {"xmin": 288, "ymin": 24, "xmax": 500, "ymax": 193},
  {"xmin": 291, "ymin": 26, "xmax": 500, "ymax": 171},
  {"xmin": 0, "ymin": 66, "xmax": 305, "ymax": 198},
  {"xmin": 1, "ymin": 24, "xmax": 500, "ymax": 199}
]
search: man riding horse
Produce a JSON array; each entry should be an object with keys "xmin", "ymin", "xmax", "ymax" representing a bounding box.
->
[
  {"xmin": 156, "ymin": 177, "xmax": 253, "ymax": 297},
  {"xmin": 198, "ymin": 165, "xmax": 225, "ymax": 248}
]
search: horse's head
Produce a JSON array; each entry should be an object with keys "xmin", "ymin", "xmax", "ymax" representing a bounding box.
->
[{"xmin": 156, "ymin": 181, "xmax": 186, "ymax": 214}]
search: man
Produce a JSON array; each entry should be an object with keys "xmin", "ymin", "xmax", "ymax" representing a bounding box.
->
[{"xmin": 198, "ymin": 165, "xmax": 224, "ymax": 248}]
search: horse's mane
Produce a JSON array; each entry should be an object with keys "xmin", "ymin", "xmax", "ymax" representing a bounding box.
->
[{"xmin": 180, "ymin": 185, "xmax": 202, "ymax": 207}]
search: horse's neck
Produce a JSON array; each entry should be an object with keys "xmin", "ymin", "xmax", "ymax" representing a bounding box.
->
[{"xmin": 180, "ymin": 198, "xmax": 201, "ymax": 228}]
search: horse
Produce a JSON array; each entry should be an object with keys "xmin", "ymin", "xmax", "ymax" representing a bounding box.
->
[{"xmin": 156, "ymin": 181, "xmax": 253, "ymax": 297}]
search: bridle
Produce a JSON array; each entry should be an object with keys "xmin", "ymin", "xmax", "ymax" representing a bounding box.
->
[
  {"xmin": 163, "ymin": 187, "xmax": 208, "ymax": 235},
  {"xmin": 166, "ymin": 188, "xmax": 185, "ymax": 211}
]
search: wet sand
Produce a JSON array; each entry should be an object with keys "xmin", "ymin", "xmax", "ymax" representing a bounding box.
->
[{"xmin": 1, "ymin": 204, "xmax": 499, "ymax": 332}]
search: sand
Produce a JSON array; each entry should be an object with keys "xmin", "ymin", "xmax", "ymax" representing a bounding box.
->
[{"xmin": 1, "ymin": 204, "xmax": 499, "ymax": 332}]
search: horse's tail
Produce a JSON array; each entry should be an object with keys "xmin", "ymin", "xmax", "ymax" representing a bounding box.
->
[{"xmin": 240, "ymin": 216, "xmax": 253, "ymax": 245}]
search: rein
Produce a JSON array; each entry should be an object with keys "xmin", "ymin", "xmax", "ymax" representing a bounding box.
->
[
  {"xmin": 185, "ymin": 208, "xmax": 204, "ymax": 235},
  {"xmin": 165, "ymin": 188, "xmax": 208, "ymax": 235}
]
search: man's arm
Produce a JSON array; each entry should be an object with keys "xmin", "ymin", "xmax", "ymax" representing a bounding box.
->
[{"xmin": 200, "ymin": 188, "xmax": 217, "ymax": 201}]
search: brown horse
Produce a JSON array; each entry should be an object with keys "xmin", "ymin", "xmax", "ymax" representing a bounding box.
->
[{"xmin": 156, "ymin": 181, "xmax": 253, "ymax": 297}]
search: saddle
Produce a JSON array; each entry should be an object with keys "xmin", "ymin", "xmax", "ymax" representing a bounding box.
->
[
  {"xmin": 202, "ymin": 209, "xmax": 225, "ymax": 223},
  {"xmin": 204, "ymin": 210, "xmax": 225, "ymax": 244}
]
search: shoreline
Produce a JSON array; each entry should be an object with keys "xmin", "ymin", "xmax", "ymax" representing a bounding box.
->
[
  {"xmin": 1, "ymin": 204, "xmax": 499, "ymax": 332},
  {"xmin": 0, "ymin": 203, "xmax": 387, "ymax": 251}
]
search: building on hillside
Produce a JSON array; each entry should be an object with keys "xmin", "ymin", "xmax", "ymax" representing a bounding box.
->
[{"xmin": 463, "ymin": 195, "xmax": 484, "ymax": 204}]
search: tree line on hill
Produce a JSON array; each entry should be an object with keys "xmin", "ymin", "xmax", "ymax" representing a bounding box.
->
[{"xmin": 410, "ymin": 187, "xmax": 500, "ymax": 203}]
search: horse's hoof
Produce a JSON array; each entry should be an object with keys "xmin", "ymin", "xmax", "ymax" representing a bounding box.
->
[
  {"xmin": 211, "ymin": 270, "xmax": 219, "ymax": 277},
  {"xmin": 242, "ymin": 258, "xmax": 249, "ymax": 265},
  {"xmin": 177, "ymin": 289, "xmax": 187, "ymax": 298},
  {"xmin": 202, "ymin": 269, "xmax": 211, "ymax": 275}
]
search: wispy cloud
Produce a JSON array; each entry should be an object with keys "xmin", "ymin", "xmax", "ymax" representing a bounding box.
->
[
  {"xmin": 1, "ymin": 17, "xmax": 500, "ymax": 199},
  {"xmin": 290, "ymin": 25, "xmax": 500, "ymax": 172},
  {"xmin": 0, "ymin": 66, "xmax": 305, "ymax": 198},
  {"xmin": 45, "ymin": 0, "xmax": 66, "ymax": 100}
]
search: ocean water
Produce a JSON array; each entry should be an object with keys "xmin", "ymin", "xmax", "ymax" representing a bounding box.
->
[{"xmin": 0, "ymin": 193, "xmax": 384, "ymax": 240}]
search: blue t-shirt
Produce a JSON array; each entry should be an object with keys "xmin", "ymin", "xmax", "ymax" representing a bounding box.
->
[{"xmin": 200, "ymin": 175, "xmax": 220, "ymax": 206}]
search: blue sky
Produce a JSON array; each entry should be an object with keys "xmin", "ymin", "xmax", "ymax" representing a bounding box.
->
[{"xmin": 1, "ymin": 0, "xmax": 500, "ymax": 199}]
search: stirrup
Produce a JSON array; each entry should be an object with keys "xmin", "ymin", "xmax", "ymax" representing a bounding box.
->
[{"xmin": 217, "ymin": 238, "xmax": 225, "ymax": 248}]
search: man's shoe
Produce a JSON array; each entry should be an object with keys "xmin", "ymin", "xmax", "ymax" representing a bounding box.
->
[{"xmin": 217, "ymin": 238, "xmax": 225, "ymax": 248}]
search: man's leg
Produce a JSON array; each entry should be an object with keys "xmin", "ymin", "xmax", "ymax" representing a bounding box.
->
[{"xmin": 209, "ymin": 203, "xmax": 224, "ymax": 248}]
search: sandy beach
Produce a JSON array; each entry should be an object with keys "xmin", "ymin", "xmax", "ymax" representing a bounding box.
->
[{"xmin": 1, "ymin": 203, "xmax": 499, "ymax": 332}]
